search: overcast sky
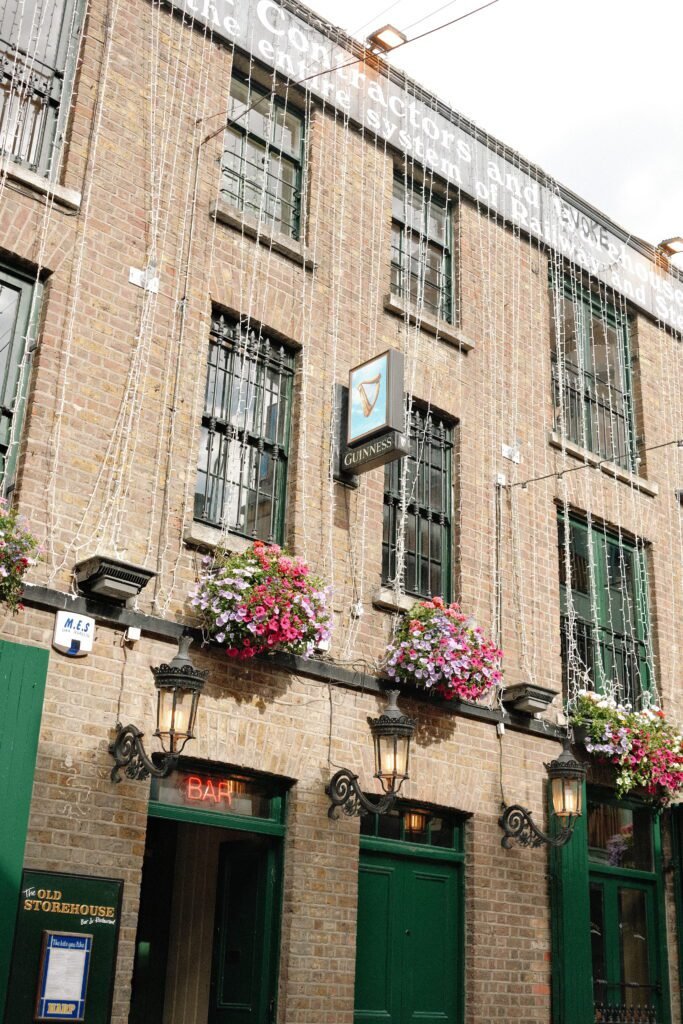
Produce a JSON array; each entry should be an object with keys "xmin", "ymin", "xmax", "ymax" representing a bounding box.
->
[{"xmin": 301, "ymin": 0, "xmax": 682, "ymax": 251}]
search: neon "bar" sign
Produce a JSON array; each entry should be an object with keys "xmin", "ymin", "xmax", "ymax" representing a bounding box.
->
[{"xmin": 182, "ymin": 774, "xmax": 248, "ymax": 807}]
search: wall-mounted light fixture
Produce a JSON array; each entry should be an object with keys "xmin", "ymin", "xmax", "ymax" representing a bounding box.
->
[
  {"xmin": 327, "ymin": 690, "xmax": 415, "ymax": 818},
  {"xmin": 74, "ymin": 555, "xmax": 156, "ymax": 603},
  {"xmin": 657, "ymin": 236, "xmax": 683, "ymax": 259},
  {"xmin": 404, "ymin": 809, "xmax": 429, "ymax": 835},
  {"xmin": 502, "ymin": 683, "xmax": 556, "ymax": 716},
  {"xmin": 367, "ymin": 24, "xmax": 407, "ymax": 53},
  {"xmin": 498, "ymin": 740, "xmax": 587, "ymax": 849},
  {"xmin": 109, "ymin": 635, "xmax": 207, "ymax": 782}
]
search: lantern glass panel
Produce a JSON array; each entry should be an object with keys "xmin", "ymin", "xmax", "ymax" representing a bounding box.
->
[
  {"xmin": 156, "ymin": 686, "xmax": 199, "ymax": 753},
  {"xmin": 551, "ymin": 776, "xmax": 582, "ymax": 819},
  {"xmin": 374, "ymin": 733, "xmax": 410, "ymax": 793}
]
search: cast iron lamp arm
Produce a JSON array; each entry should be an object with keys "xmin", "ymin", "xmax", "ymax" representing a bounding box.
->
[
  {"xmin": 109, "ymin": 723, "xmax": 178, "ymax": 783},
  {"xmin": 326, "ymin": 768, "xmax": 398, "ymax": 818},
  {"xmin": 498, "ymin": 803, "xmax": 576, "ymax": 849}
]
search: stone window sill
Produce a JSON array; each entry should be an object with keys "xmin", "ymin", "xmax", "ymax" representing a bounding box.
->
[
  {"xmin": 210, "ymin": 199, "xmax": 316, "ymax": 271},
  {"xmin": 383, "ymin": 293, "xmax": 474, "ymax": 352},
  {"xmin": 183, "ymin": 521, "xmax": 254, "ymax": 553},
  {"xmin": 548, "ymin": 431, "xmax": 659, "ymax": 497},
  {"xmin": 0, "ymin": 157, "xmax": 81, "ymax": 212},
  {"xmin": 372, "ymin": 588, "xmax": 418, "ymax": 614}
]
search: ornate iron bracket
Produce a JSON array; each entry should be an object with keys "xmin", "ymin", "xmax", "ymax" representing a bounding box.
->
[
  {"xmin": 109, "ymin": 723, "xmax": 178, "ymax": 783},
  {"xmin": 326, "ymin": 768, "xmax": 397, "ymax": 819},
  {"xmin": 498, "ymin": 803, "xmax": 575, "ymax": 849}
]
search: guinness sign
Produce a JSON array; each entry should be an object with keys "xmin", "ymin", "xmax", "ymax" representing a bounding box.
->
[
  {"xmin": 342, "ymin": 430, "xmax": 409, "ymax": 472},
  {"xmin": 337, "ymin": 349, "xmax": 408, "ymax": 477}
]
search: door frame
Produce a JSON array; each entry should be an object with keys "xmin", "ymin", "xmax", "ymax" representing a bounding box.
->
[
  {"xmin": 551, "ymin": 783, "xmax": 671, "ymax": 1024},
  {"xmin": 140, "ymin": 763, "xmax": 288, "ymax": 1024},
  {"xmin": 356, "ymin": 808, "xmax": 466, "ymax": 1024}
]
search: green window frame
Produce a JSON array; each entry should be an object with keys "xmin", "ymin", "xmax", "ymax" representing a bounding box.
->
[
  {"xmin": 382, "ymin": 406, "xmax": 453, "ymax": 601},
  {"xmin": 1, "ymin": 0, "xmax": 83, "ymax": 177},
  {"xmin": 551, "ymin": 786, "xmax": 670, "ymax": 1024},
  {"xmin": 551, "ymin": 276, "xmax": 636, "ymax": 470},
  {"xmin": 220, "ymin": 74, "xmax": 305, "ymax": 240},
  {"xmin": 558, "ymin": 514, "xmax": 653, "ymax": 707},
  {"xmin": 391, "ymin": 175, "xmax": 453, "ymax": 322},
  {"xmin": 193, "ymin": 313, "xmax": 294, "ymax": 544},
  {"xmin": 0, "ymin": 265, "xmax": 40, "ymax": 495}
]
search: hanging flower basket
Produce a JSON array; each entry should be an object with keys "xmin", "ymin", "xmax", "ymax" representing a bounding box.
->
[
  {"xmin": 190, "ymin": 541, "xmax": 331, "ymax": 660},
  {"xmin": 570, "ymin": 690, "xmax": 683, "ymax": 805},
  {"xmin": 0, "ymin": 497, "xmax": 40, "ymax": 613},
  {"xmin": 383, "ymin": 597, "xmax": 503, "ymax": 702}
]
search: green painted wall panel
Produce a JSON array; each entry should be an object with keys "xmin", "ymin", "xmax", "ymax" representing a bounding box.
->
[
  {"xmin": 550, "ymin": 780, "xmax": 593, "ymax": 1024},
  {"xmin": 0, "ymin": 639, "xmax": 49, "ymax": 1014}
]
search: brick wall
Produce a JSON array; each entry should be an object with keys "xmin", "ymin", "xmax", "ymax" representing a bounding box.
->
[{"xmin": 0, "ymin": 0, "xmax": 681, "ymax": 1021}]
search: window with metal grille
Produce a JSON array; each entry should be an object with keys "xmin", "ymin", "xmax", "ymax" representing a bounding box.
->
[
  {"xmin": 382, "ymin": 407, "xmax": 453, "ymax": 600},
  {"xmin": 0, "ymin": 265, "xmax": 37, "ymax": 494},
  {"xmin": 1, "ymin": 0, "xmax": 81, "ymax": 176},
  {"xmin": 391, "ymin": 176, "xmax": 453, "ymax": 322},
  {"xmin": 551, "ymin": 278, "xmax": 636, "ymax": 471},
  {"xmin": 558, "ymin": 515, "xmax": 652, "ymax": 707},
  {"xmin": 194, "ymin": 314, "xmax": 294, "ymax": 543},
  {"xmin": 220, "ymin": 75, "xmax": 304, "ymax": 240}
]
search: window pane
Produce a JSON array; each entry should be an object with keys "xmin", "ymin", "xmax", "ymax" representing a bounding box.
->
[
  {"xmin": 228, "ymin": 77, "xmax": 250, "ymax": 121},
  {"xmin": 588, "ymin": 802, "xmax": 653, "ymax": 871},
  {"xmin": 552, "ymin": 282, "xmax": 633, "ymax": 469},
  {"xmin": 619, "ymin": 889, "xmax": 650, "ymax": 1008},
  {"xmin": 558, "ymin": 517, "xmax": 650, "ymax": 704},
  {"xmin": 590, "ymin": 884, "xmax": 607, "ymax": 1006},
  {"xmin": 272, "ymin": 104, "xmax": 302, "ymax": 158},
  {"xmin": 391, "ymin": 178, "xmax": 452, "ymax": 323},
  {"xmin": 426, "ymin": 200, "xmax": 447, "ymax": 245},
  {"xmin": 558, "ymin": 520, "xmax": 590, "ymax": 595},
  {"xmin": 392, "ymin": 179, "xmax": 405, "ymax": 221},
  {"xmin": 195, "ymin": 318, "xmax": 294, "ymax": 542},
  {"xmin": 383, "ymin": 410, "xmax": 452, "ymax": 599},
  {"xmin": 223, "ymin": 77, "xmax": 303, "ymax": 239},
  {"xmin": 1, "ymin": 0, "xmax": 69, "ymax": 70},
  {"xmin": 0, "ymin": 282, "xmax": 21, "ymax": 404}
]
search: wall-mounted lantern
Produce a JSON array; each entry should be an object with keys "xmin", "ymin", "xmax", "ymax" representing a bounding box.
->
[
  {"xmin": 498, "ymin": 739, "xmax": 587, "ymax": 849},
  {"xmin": 367, "ymin": 24, "xmax": 407, "ymax": 53},
  {"xmin": 327, "ymin": 690, "xmax": 416, "ymax": 818},
  {"xmin": 657, "ymin": 236, "xmax": 683, "ymax": 259},
  {"xmin": 404, "ymin": 810, "xmax": 429, "ymax": 835},
  {"xmin": 109, "ymin": 635, "xmax": 207, "ymax": 783}
]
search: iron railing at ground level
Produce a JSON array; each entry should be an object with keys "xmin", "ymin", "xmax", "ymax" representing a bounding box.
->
[{"xmin": 595, "ymin": 1004, "xmax": 658, "ymax": 1023}]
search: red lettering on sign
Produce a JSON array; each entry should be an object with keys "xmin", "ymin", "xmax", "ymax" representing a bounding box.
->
[
  {"xmin": 184, "ymin": 774, "xmax": 234, "ymax": 806},
  {"xmin": 186, "ymin": 776, "xmax": 204, "ymax": 800}
]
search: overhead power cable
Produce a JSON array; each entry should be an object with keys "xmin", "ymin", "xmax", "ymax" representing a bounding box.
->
[
  {"xmin": 197, "ymin": 0, "xmax": 503, "ymax": 137},
  {"xmin": 506, "ymin": 438, "xmax": 682, "ymax": 490}
]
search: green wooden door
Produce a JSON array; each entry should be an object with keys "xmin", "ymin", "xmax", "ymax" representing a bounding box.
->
[
  {"xmin": 590, "ymin": 876, "xmax": 661, "ymax": 1016},
  {"xmin": 0, "ymin": 639, "xmax": 49, "ymax": 1014},
  {"xmin": 209, "ymin": 838, "xmax": 280, "ymax": 1024},
  {"xmin": 355, "ymin": 850, "xmax": 460, "ymax": 1024}
]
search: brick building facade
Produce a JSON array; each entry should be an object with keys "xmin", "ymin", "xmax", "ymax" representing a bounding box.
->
[{"xmin": 0, "ymin": 0, "xmax": 682, "ymax": 1022}]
